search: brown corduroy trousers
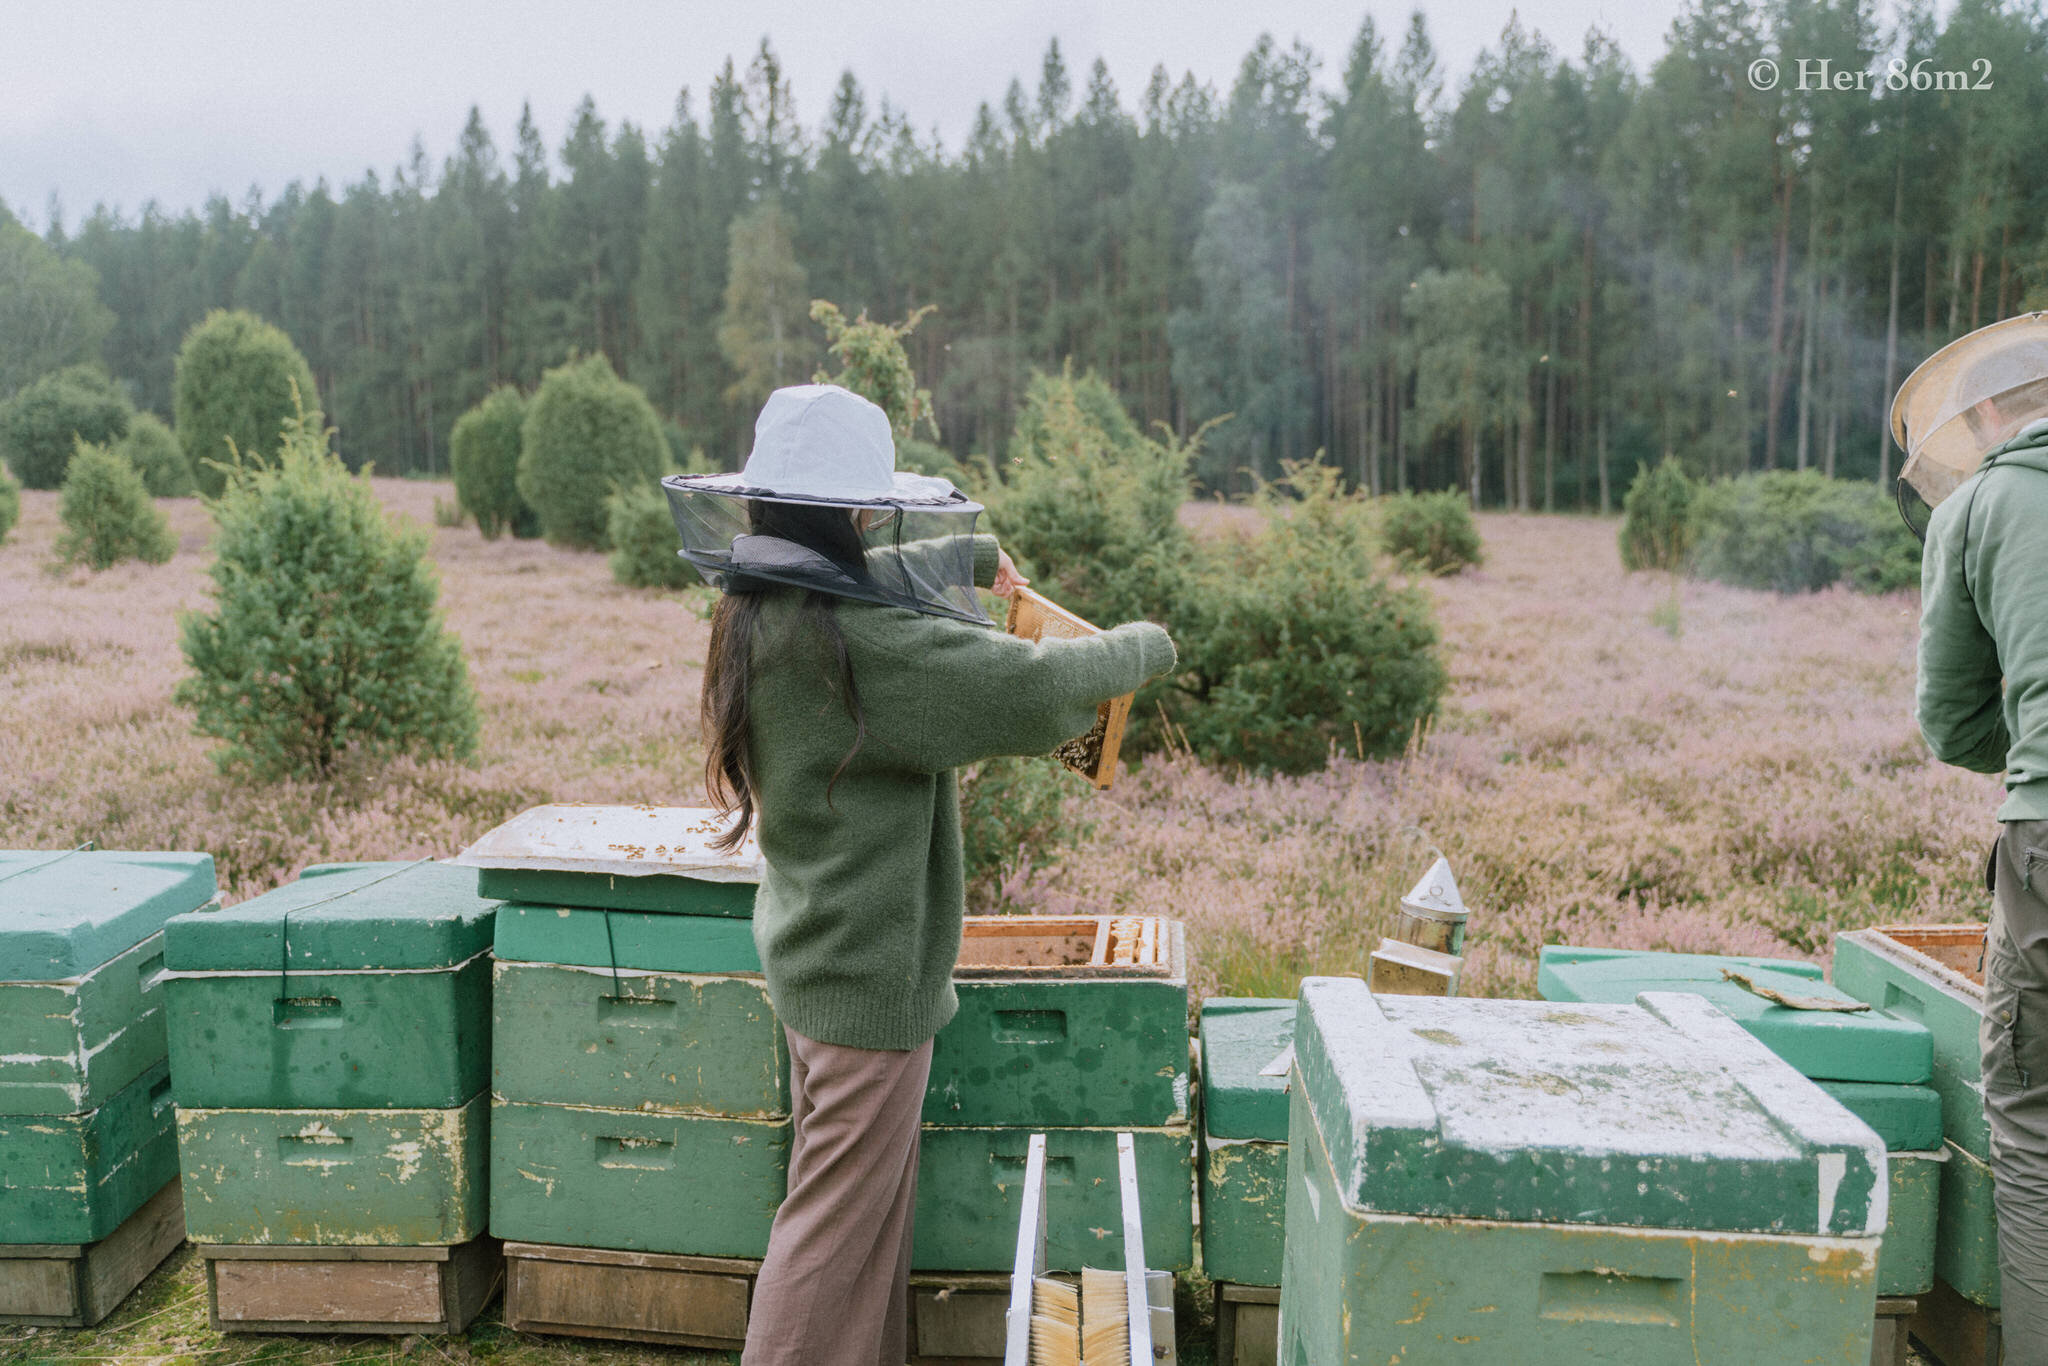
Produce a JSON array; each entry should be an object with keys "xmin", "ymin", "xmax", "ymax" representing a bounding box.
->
[{"xmin": 741, "ymin": 1026, "xmax": 933, "ymax": 1366}]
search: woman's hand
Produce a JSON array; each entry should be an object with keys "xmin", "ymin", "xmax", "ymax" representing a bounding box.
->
[{"xmin": 993, "ymin": 551, "xmax": 1030, "ymax": 598}]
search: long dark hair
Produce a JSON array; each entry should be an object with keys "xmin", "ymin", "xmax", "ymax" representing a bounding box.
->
[{"xmin": 703, "ymin": 500, "xmax": 870, "ymax": 851}]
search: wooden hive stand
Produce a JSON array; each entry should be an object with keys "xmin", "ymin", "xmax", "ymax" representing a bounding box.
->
[
  {"xmin": 202, "ymin": 1235, "xmax": 501, "ymax": 1335},
  {"xmin": 0, "ymin": 1179, "xmax": 184, "ymax": 1328},
  {"xmin": 1212, "ymin": 1283, "xmax": 1280, "ymax": 1366},
  {"xmin": 1907, "ymin": 1279, "xmax": 2002, "ymax": 1366},
  {"xmin": 501, "ymin": 1242, "xmax": 759, "ymax": 1349}
]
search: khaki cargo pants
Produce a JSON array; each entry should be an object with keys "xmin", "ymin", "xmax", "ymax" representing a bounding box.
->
[
  {"xmin": 741, "ymin": 1026, "xmax": 933, "ymax": 1366},
  {"xmin": 1988, "ymin": 819, "xmax": 2048, "ymax": 1365}
]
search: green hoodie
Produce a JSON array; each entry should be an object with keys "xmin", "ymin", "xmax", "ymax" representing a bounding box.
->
[
  {"xmin": 743, "ymin": 538, "xmax": 1178, "ymax": 1051},
  {"xmin": 1917, "ymin": 423, "xmax": 2048, "ymax": 820}
]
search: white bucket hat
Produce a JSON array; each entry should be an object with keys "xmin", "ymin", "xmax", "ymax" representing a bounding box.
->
[{"xmin": 679, "ymin": 384, "xmax": 963, "ymax": 506}]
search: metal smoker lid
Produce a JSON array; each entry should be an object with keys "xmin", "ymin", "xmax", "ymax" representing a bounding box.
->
[
  {"xmin": 1399, "ymin": 857, "xmax": 1467, "ymax": 924},
  {"xmin": 451, "ymin": 804, "xmax": 765, "ymax": 883}
]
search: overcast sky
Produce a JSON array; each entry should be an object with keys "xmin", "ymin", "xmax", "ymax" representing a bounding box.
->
[{"xmin": 5, "ymin": 0, "xmax": 1690, "ymax": 227}]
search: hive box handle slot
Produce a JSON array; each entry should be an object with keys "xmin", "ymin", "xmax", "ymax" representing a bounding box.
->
[
  {"xmin": 135, "ymin": 951, "xmax": 168, "ymax": 994},
  {"xmin": 149, "ymin": 1075, "xmax": 173, "ymax": 1116},
  {"xmin": 599, "ymin": 994, "xmax": 678, "ymax": 1022},
  {"xmin": 1537, "ymin": 1270, "xmax": 1683, "ymax": 1327},
  {"xmin": 274, "ymin": 996, "xmax": 345, "ymax": 1029},
  {"xmin": 1881, "ymin": 982, "xmax": 1927, "ymax": 1021},
  {"xmin": 597, "ymin": 1135, "xmax": 677, "ymax": 1169},
  {"xmin": 278, "ymin": 1130, "xmax": 353, "ymax": 1164},
  {"xmin": 991, "ymin": 1010, "xmax": 1067, "ymax": 1044}
]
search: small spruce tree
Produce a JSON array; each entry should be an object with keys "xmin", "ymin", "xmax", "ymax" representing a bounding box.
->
[
  {"xmin": 516, "ymin": 354, "xmax": 666, "ymax": 550},
  {"xmin": 172, "ymin": 309, "xmax": 321, "ymax": 497},
  {"xmin": 450, "ymin": 386, "xmax": 538, "ymax": 539},
  {"xmin": 55, "ymin": 439, "xmax": 176, "ymax": 569},
  {"xmin": 118, "ymin": 412, "xmax": 194, "ymax": 497},
  {"xmin": 176, "ymin": 406, "xmax": 478, "ymax": 779}
]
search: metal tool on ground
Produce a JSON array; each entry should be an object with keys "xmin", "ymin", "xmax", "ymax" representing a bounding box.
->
[
  {"xmin": 1006, "ymin": 1133, "xmax": 1172, "ymax": 1366},
  {"xmin": 1004, "ymin": 587, "xmax": 1133, "ymax": 789}
]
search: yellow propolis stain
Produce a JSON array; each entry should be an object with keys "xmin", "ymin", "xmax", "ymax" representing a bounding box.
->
[{"xmin": 1395, "ymin": 1295, "xmax": 1432, "ymax": 1325}]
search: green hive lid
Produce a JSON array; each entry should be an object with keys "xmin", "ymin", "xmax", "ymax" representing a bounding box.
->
[
  {"xmin": 0, "ymin": 850, "xmax": 216, "ymax": 980},
  {"xmin": 162, "ymin": 861, "xmax": 498, "ymax": 972},
  {"xmin": 453, "ymin": 804, "xmax": 763, "ymax": 914},
  {"xmin": 1199, "ymin": 998, "xmax": 1295, "ymax": 1141},
  {"xmin": 1538, "ymin": 944, "xmax": 1933, "ymax": 1084},
  {"xmin": 1294, "ymin": 976, "xmax": 1886, "ymax": 1237},
  {"xmin": 1816, "ymin": 1080, "xmax": 1944, "ymax": 1151},
  {"xmin": 493, "ymin": 903, "xmax": 762, "ymax": 974}
]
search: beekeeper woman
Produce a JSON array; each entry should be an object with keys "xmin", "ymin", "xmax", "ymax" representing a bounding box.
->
[{"xmin": 664, "ymin": 384, "xmax": 1176, "ymax": 1366}]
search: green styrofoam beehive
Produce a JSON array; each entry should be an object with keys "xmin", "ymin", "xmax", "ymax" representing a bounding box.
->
[
  {"xmin": 1538, "ymin": 945, "xmax": 1932, "ymax": 1084},
  {"xmin": 491, "ymin": 903, "xmax": 763, "ymax": 974},
  {"xmin": 1878, "ymin": 1150, "xmax": 1941, "ymax": 1298},
  {"xmin": 1937, "ymin": 1138, "xmax": 2000, "ymax": 1307},
  {"xmin": 0, "ymin": 850, "xmax": 216, "ymax": 1115},
  {"xmin": 1832, "ymin": 927, "xmax": 1989, "ymax": 1158},
  {"xmin": 1201, "ymin": 998, "xmax": 1293, "ymax": 1141},
  {"xmin": 926, "ymin": 979, "xmax": 1189, "ymax": 1128},
  {"xmin": 924, "ymin": 918, "xmax": 1189, "ymax": 1128},
  {"xmin": 162, "ymin": 862, "xmax": 498, "ymax": 1109},
  {"xmin": 1279, "ymin": 978, "xmax": 1884, "ymax": 1364},
  {"xmin": 175, "ymin": 1091, "xmax": 488, "ymax": 1245},
  {"xmin": 1198, "ymin": 998, "xmax": 1293, "ymax": 1287},
  {"xmin": 0, "ymin": 851, "xmax": 216, "ymax": 981},
  {"xmin": 911, "ymin": 1124, "xmax": 1193, "ymax": 1273},
  {"xmin": 488, "ymin": 1098, "xmax": 789, "ymax": 1259},
  {"xmin": 454, "ymin": 803, "xmax": 761, "ymax": 916},
  {"xmin": 1815, "ymin": 1080, "xmax": 1943, "ymax": 1151},
  {"xmin": 0, "ymin": 1060, "xmax": 179, "ymax": 1243},
  {"xmin": 1294, "ymin": 980, "xmax": 1886, "ymax": 1233},
  {"xmin": 492, "ymin": 959, "xmax": 788, "ymax": 1117}
]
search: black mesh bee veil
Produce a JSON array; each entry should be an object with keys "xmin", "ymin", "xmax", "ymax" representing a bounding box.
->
[{"xmin": 662, "ymin": 475, "xmax": 990, "ymax": 625}]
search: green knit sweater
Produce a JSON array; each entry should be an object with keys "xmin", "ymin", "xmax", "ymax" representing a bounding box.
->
[{"xmin": 743, "ymin": 537, "xmax": 1177, "ymax": 1050}]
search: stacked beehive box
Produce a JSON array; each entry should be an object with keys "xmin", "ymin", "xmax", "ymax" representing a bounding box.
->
[
  {"xmin": 1833, "ymin": 925, "xmax": 2004, "ymax": 1364},
  {"xmin": 1538, "ymin": 942, "xmax": 1943, "ymax": 1349},
  {"xmin": 163, "ymin": 861, "xmax": 501, "ymax": 1334},
  {"xmin": 1196, "ymin": 998, "xmax": 1291, "ymax": 1366},
  {"xmin": 1282, "ymin": 976, "xmax": 1886, "ymax": 1364},
  {"xmin": 905, "ymin": 914, "xmax": 1193, "ymax": 1363},
  {"xmin": 463, "ymin": 805, "xmax": 782, "ymax": 1351},
  {"xmin": 0, "ymin": 851, "xmax": 212, "ymax": 1327}
]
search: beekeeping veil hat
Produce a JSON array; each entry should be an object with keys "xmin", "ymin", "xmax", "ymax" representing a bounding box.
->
[
  {"xmin": 662, "ymin": 384, "xmax": 989, "ymax": 623},
  {"xmin": 1892, "ymin": 312, "xmax": 2048, "ymax": 507}
]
